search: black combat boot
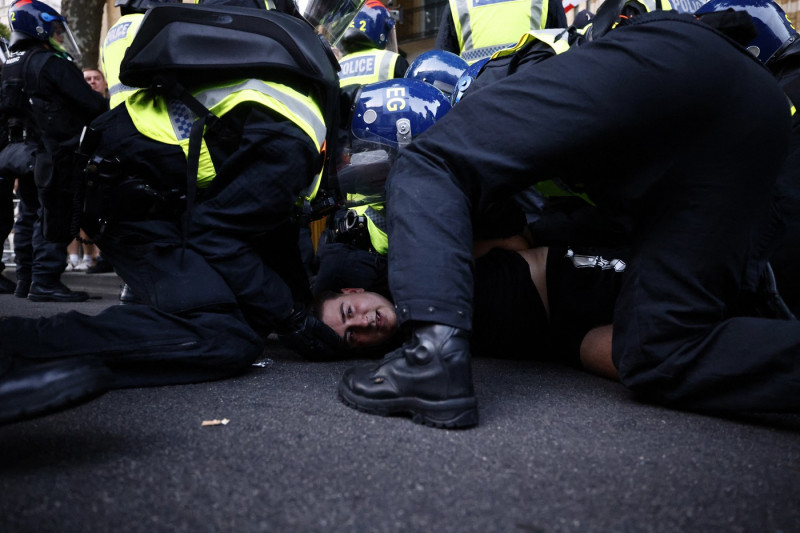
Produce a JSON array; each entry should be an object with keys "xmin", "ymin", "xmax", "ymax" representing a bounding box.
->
[
  {"xmin": 338, "ymin": 324, "xmax": 478, "ymax": 428},
  {"xmin": 119, "ymin": 284, "xmax": 142, "ymax": 305},
  {"xmin": 0, "ymin": 351, "xmax": 112, "ymax": 425},
  {"xmin": 28, "ymin": 280, "xmax": 89, "ymax": 302},
  {"xmin": 14, "ymin": 278, "xmax": 31, "ymax": 298}
]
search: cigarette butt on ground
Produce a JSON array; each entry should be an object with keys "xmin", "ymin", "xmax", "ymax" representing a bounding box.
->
[{"xmin": 201, "ymin": 418, "xmax": 230, "ymax": 426}]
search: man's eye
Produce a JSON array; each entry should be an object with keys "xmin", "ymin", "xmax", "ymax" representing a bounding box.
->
[{"xmin": 346, "ymin": 306, "xmax": 353, "ymax": 317}]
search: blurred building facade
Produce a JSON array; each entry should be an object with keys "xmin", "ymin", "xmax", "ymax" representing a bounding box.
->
[{"xmin": 0, "ymin": 0, "xmax": 798, "ymax": 71}]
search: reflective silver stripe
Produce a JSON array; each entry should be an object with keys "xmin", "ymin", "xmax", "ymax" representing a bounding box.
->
[
  {"xmin": 194, "ymin": 79, "xmax": 326, "ymax": 147},
  {"xmin": 528, "ymin": 0, "xmax": 544, "ymax": 30},
  {"xmin": 453, "ymin": 0, "xmax": 473, "ymax": 54},
  {"xmin": 264, "ymin": 0, "xmax": 276, "ymax": 8},
  {"xmin": 377, "ymin": 51, "xmax": 395, "ymax": 80},
  {"xmin": 462, "ymin": 43, "xmax": 515, "ymax": 62},
  {"xmin": 108, "ymin": 82, "xmax": 136, "ymax": 97}
]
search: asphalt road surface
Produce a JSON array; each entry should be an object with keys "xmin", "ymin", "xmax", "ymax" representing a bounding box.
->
[{"xmin": 1, "ymin": 270, "xmax": 798, "ymax": 532}]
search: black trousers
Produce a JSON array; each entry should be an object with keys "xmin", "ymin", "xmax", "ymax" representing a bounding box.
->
[
  {"xmin": 386, "ymin": 13, "xmax": 798, "ymax": 412},
  {"xmin": 2, "ymin": 169, "xmax": 68, "ymax": 284},
  {"xmin": 0, "ymin": 109, "xmax": 318, "ymax": 389},
  {"xmin": 0, "ymin": 173, "xmax": 12, "ymax": 274}
]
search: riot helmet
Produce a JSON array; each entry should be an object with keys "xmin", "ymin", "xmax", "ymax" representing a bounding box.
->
[
  {"xmin": 572, "ymin": 9, "xmax": 595, "ymax": 29},
  {"xmin": 340, "ymin": 0, "xmax": 395, "ymax": 53},
  {"xmin": 295, "ymin": 0, "xmax": 367, "ymax": 45},
  {"xmin": 8, "ymin": 0, "xmax": 82, "ymax": 60},
  {"xmin": 696, "ymin": 0, "xmax": 798, "ymax": 64},
  {"xmin": 339, "ymin": 78, "xmax": 452, "ymax": 204},
  {"xmin": 404, "ymin": 50, "xmax": 469, "ymax": 98},
  {"xmin": 451, "ymin": 57, "xmax": 489, "ymax": 105}
]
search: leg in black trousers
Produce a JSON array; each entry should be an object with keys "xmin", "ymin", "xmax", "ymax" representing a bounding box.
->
[{"xmin": 340, "ymin": 14, "xmax": 799, "ymax": 422}]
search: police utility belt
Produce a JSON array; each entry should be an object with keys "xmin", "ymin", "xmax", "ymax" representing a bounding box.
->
[{"xmin": 79, "ymin": 128, "xmax": 185, "ymax": 235}]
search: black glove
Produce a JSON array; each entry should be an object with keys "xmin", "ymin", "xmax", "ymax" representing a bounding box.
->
[{"xmin": 278, "ymin": 304, "xmax": 345, "ymax": 360}]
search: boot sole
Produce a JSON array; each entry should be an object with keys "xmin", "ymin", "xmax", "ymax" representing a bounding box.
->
[
  {"xmin": 0, "ymin": 359, "xmax": 110, "ymax": 425},
  {"xmin": 27, "ymin": 293, "xmax": 90, "ymax": 303},
  {"xmin": 338, "ymin": 381, "xmax": 478, "ymax": 429}
]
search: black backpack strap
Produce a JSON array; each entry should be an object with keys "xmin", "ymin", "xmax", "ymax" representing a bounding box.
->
[{"xmin": 150, "ymin": 75, "xmax": 223, "ymax": 258}]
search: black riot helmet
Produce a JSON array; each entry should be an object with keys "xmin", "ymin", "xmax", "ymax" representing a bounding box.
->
[
  {"xmin": 8, "ymin": 0, "xmax": 82, "ymax": 59},
  {"xmin": 696, "ymin": 0, "xmax": 798, "ymax": 65}
]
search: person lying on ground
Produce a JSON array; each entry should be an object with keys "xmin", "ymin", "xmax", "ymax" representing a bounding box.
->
[{"xmin": 314, "ymin": 243, "xmax": 626, "ymax": 380}]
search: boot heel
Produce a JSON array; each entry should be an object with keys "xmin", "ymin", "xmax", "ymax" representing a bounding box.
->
[{"xmin": 414, "ymin": 405, "xmax": 479, "ymax": 429}]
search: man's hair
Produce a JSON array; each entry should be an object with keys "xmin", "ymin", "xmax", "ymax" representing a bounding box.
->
[
  {"xmin": 310, "ymin": 290, "xmax": 343, "ymax": 332},
  {"xmin": 82, "ymin": 67, "xmax": 106, "ymax": 79}
]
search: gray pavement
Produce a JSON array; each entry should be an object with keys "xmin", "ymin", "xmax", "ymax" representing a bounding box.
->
[{"xmin": 0, "ymin": 269, "xmax": 798, "ymax": 533}]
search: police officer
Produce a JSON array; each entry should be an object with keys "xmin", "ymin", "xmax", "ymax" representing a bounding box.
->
[
  {"xmin": 337, "ymin": 4, "xmax": 800, "ymax": 428},
  {"xmin": 337, "ymin": 0, "xmax": 408, "ymax": 88},
  {"xmin": 0, "ymin": 37, "xmax": 17, "ymax": 294},
  {"xmin": 696, "ymin": 0, "xmax": 800, "ymax": 318},
  {"xmin": 0, "ymin": 0, "xmax": 361, "ymax": 425},
  {"xmin": 0, "ymin": 38, "xmax": 40, "ymax": 297},
  {"xmin": 2, "ymin": 0, "xmax": 108, "ymax": 302},
  {"xmin": 435, "ymin": 0, "xmax": 567, "ymax": 64}
]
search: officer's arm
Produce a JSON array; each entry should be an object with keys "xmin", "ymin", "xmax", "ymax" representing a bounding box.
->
[
  {"xmin": 546, "ymin": 0, "xmax": 568, "ymax": 28},
  {"xmin": 48, "ymin": 59, "xmax": 109, "ymax": 119},
  {"xmin": 434, "ymin": 9, "xmax": 460, "ymax": 53},
  {"xmin": 393, "ymin": 55, "xmax": 410, "ymax": 79},
  {"xmin": 471, "ymin": 39, "xmax": 561, "ymax": 91}
]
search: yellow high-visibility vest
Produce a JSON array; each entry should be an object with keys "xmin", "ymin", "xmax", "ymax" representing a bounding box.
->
[
  {"xmin": 101, "ymin": 13, "xmax": 144, "ymax": 109},
  {"xmin": 339, "ymin": 49, "xmax": 402, "ymax": 87},
  {"xmin": 126, "ymin": 78, "xmax": 326, "ymax": 193},
  {"xmin": 449, "ymin": 0, "xmax": 549, "ymax": 64}
]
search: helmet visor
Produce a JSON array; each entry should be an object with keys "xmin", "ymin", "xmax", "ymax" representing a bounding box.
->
[
  {"xmin": 47, "ymin": 18, "xmax": 82, "ymax": 60},
  {"xmin": 295, "ymin": 0, "xmax": 366, "ymax": 45},
  {"xmin": 336, "ymin": 143, "xmax": 393, "ymax": 206}
]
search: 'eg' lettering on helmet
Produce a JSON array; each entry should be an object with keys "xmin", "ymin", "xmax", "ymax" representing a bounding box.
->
[{"xmin": 385, "ymin": 86, "xmax": 407, "ymax": 111}]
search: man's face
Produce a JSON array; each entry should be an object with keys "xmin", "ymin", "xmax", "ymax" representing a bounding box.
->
[
  {"xmin": 320, "ymin": 288, "xmax": 398, "ymax": 348},
  {"xmin": 83, "ymin": 70, "xmax": 107, "ymax": 94}
]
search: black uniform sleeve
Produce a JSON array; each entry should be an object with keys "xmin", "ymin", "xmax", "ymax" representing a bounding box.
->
[
  {"xmin": 42, "ymin": 56, "xmax": 108, "ymax": 122},
  {"xmin": 467, "ymin": 38, "xmax": 561, "ymax": 93},
  {"xmin": 435, "ymin": 9, "xmax": 460, "ymax": 53},
  {"xmin": 393, "ymin": 55, "xmax": 410, "ymax": 78},
  {"xmin": 546, "ymin": 0, "xmax": 568, "ymax": 28}
]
